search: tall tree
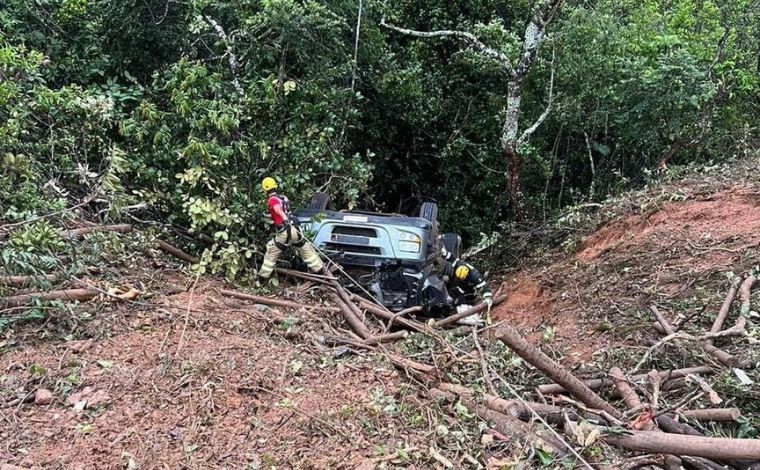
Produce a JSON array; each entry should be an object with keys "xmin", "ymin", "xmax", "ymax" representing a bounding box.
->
[{"xmin": 381, "ymin": 0, "xmax": 562, "ymax": 218}]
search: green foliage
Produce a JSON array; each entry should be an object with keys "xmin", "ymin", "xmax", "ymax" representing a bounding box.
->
[
  {"xmin": 1, "ymin": 0, "xmax": 758, "ymax": 273},
  {"xmin": 8, "ymin": 220, "xmax": 64, "ymax": 253}
]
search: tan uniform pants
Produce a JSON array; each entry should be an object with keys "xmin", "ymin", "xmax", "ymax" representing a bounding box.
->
[{"xmin": 258, "ymin": 226, "xmax": 323, "ymax": 279}]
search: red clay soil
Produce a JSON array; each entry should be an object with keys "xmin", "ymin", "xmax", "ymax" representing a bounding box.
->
[
  {"xmin": 0, "ymin": 281, "xmax": 424, "ymax": 469},
  {"xmin": 491, "ymin": 186, "xmax": 760, "ymax": 363},
  {"xmin": 577, "ymin": 187, "xmax": 760, "ymax": 262}
]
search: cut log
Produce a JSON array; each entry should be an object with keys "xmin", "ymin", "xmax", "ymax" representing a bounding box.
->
[
  {"xmin": 602, "ymin": 430, "xmax": 760, "ymax": 461},
  {"xmin": 699, "ymin": 277, "xmax": 751, "ymax": 368},
  {"xmin": 388, "ymin": 354, "xmax": 437, "ymax": 376},
  {"xmin": 610, "ymin": 367, "xmax": 644, "ymax": 411},
  {"xmin": 681, "ymin": 456, "xmax": 733, "ymax": 470},
  {"xmin": 0, "ymin": 288, "xmax": 98, "ymax": 310},
  {"xmin": 650, "ymin": 306, "xmax": 684, "ymax": 347},
  {"xmin": 330, "ymin": 293, "xmax": 372, "ymax": 339},
  {"xmin": 219, "ymin": 289, "xmax": 339, "ymax": 312},
  {"xmin": 362, "ymin": 331, "xmax": 409, "ymax": 345},
  {"xmin": 61, "ymin": 224, "xmax": 132, "ymax": 239},
  {"xmin": 430, "ymin": 388, "xmax": 569, "ymax": 457},
  {"xmin": 0, "ymin": 273, "xmax": 62, "ymax": 287},
  {"xmin": 330, "ymin": 282, "xmax": 373, "ymax": 338},
  {"xmin": 156, "ymin": 240, "xmax": 199, "ymax": 264},
  {"xmin": 276, "ymin": 268, "xmax": 336, "ymax": 284},
  {"xmin": 494, "ymin": 323, "xmax": 622, "ymax": 418},
  {"xmin": 679, "ymin": 408, "xmax": 741, "ymax": 422},
  {"xmin": 710, "ymin": 278, "xmax": 741, "ymax": 334},
  {"xmin": 436, "ymin": 382, "xmax": 606, "ymax": 424},
  {"xmin": 738, "ymin": 275, "xmax": 757, "ymax": 318},
  {"xmin": 537, "ymin": 366, "xmax": 713, "ymax": 395},
  {"xmin": 353, "ymin": 296, "xmax": 431, "ymax": 334},
  {"xmin": 434, "ymin": 294, "xmax": 508, "ymax": 327},
  {"xmin": 657, "ymin": 415, "xmax": 760, "ymax": 470},
  {"xmin": 700, "ymin": 342, "xmax": 737, "ymax": 367}
]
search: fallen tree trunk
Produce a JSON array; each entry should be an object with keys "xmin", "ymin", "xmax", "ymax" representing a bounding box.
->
[
  {"xmin": 61, "ymin": 224, "xmax": 132, "ymax": 239},
  {"xmin": 430, "ymin": 388, "xmax": 569, "ymax": 457},
  {"xmin": 0, "ymin": 273, "xmax": 62, "ymax": 287},
  {"xmin": 330, "ymin": 293, "xmax": 373, "ymax": 339},
  {"xmin": 650, "ymin": 306, "xmax": 684, "ymax": 348},
  {"xmin": 610, "ymin": 367, "xmax": 644, "ymax": 411},
  {"xmin": 388, "ymin": 353, "xmax": 438, "ymax": 376},
  {"xmin": 657, "ymin": 415, "xmax": 760, "ymax": 470},
  {"xmin": 157, "ymin": 240, "xmax": 199, "ymax": 264},
  {"xmin": 709, "ymin": 277, "xmax": 741, "ymax": 334},
  {"xmin": 701, "ymin": 340, "xmax": 738, "ymax": 367},
  {"xmin": 679, "ymin": 408, "xmax": 741, "ymax": 422},
  {"xmin": 434, "ymin": 294, "xmax": 508, "ymax": 327},
  {"xmin": 276, "ymin": 268, "xmax": 336, "ymax": 285},
  {"xmin": 537, "ymin": 366, "xmax": 714, "ymax": 395},
  {"xmin": 353, "ymin": 296, "xmax": 431, "ymax": 334},
  {"xmin": 611, "ymin": 368, "xmax": 680, "ymax": 466},
  {"xmin": 495, "ymin": 323, "xmax": 622, "ymax": 418},
  {"xmin": 437, "ymin": 382, "xmax": 606, "ymax": 425},
  {"xmin": 603, "ymin": 429, "xmax": 760, "ymax": 461},
  {"xmin": 0, "ymin": 288, "xmax": 98, "ymax": 310},
  {"xmin": 330, "ymin": 282, "xmax": 373, "ymax": 338},
  {"xmin": 699, "ymin": 276, "xmax": 755, "ymax": 367},
  {"xmin": 219, "ymin": 289, "xmax": 339, "ymax": 312},
  {"xmin": 362, "ymin": 330, "xmax": 409, "ymax": 345}
]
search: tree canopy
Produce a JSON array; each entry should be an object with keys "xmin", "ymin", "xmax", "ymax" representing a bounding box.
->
[{"xmin": 2, "ymin": 0, "xmax": 758, "ymax": 277}]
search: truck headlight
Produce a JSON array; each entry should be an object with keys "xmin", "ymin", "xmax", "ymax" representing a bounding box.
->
[
  {"xmin": 399, "ymin": 241, "xmax": 421, "ymax": 253},
  {"xmin": 398, "ymin": 232, "xmax": 421, "ymax": 253},
  {"xmin": 399, "ymin": 232, "xmax": 421, "ymax": 243}
]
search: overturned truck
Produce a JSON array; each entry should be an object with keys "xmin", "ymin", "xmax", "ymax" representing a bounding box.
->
[{"xmin": 295, "ymin": 192, "xmax": 462, "ymax": 314}]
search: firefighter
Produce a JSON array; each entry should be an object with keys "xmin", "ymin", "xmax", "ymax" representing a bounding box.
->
[
  {"xmin": 257, "ymin": 177, "xmax": 324, "ymax": 280},
  {"xmin": 439, "ymin": 249, "xmax": 494, "ymax": 324}
]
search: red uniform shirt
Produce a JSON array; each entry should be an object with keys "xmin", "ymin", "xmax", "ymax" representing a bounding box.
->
[{"xmin": 267, "ymin": 195, "xmax": 287, "ymax": 226}]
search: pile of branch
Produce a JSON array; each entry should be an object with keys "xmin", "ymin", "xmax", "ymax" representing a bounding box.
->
[
  {"xmin": 231, "ymin": 267, "xmax": 760, "ymax": 466},
  {"xmin": 220, "ymin": 267, "xmax": 504, "ymax": 346},
  {"xmin": 647, "ymin": 275, "xmax": 756, "ymax": 367}
]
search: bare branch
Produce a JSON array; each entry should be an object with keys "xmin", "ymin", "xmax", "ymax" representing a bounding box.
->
[
  {"xmin": 380, "ymin": 18, "xmax": 514, "ymax": 75},
  {"xmin": 517, "ymin": 47, "xmax": 555, "ymax": 147},
  {"xmin": 204, "ymin": 16, "xmax": 245, "ymax": 97},
  {"xmin": 514, "ymin": 0, "xmax": 563, "ymax": 81}
]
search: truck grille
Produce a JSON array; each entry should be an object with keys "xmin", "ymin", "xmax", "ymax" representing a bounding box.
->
[
  {"xmin": 331, "ymin": 226, "xmax": 378, "ymax": 237},
  {"xmin": 324, "ymin": 243, "xmax": 381, "ymax": 255}
]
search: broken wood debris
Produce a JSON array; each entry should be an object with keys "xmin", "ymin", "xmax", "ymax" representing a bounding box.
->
[{"xmin": 0, "ymin": 288, "xmax": 98, "ymax": 310}]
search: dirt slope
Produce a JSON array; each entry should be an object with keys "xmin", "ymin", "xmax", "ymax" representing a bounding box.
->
[
  {"xmin": 492, "ymin": 184, "xmax": 760, "ymax": 363},
  {"xmin": 3, "ymin": 163, "xmax": 760, "ymax": 468}
]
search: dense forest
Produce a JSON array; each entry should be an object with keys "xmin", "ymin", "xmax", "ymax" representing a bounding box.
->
[{"xmin": 2, "ymin": 0, "xmax": 759, "ymax": 276}]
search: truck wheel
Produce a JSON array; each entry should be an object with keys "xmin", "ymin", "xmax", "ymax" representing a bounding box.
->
[
  {"xmin": 419, "ymin": 202, "xmax": 439, "ymax": 258},
  {"xmin": 441, "ymin": 233, "xmax": 462, "ymax": 260},
  {"xmin": 419, "ymin": 201, "xmax": 438, "ymax": 223},
  {"xmin": 308, "ymin": 191, "xmax": 330, "ymax": 210}
]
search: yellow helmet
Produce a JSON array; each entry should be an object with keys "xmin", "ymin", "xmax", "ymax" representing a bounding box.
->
[
  {"xmin": 454, "ymin": 265, "xmax": 470, "ymax": 280},
  {"xmin": 261, "ymin": 177, "xmax": 278, "ymax": 192}
]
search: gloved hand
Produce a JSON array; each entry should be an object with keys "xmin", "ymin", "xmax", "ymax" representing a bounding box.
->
[{"xmin": 483, "ymin": 294, "xmax": 493, "ymax": 321}]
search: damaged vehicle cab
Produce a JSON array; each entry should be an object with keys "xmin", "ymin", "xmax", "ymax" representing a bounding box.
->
[{"xmin": 295, "ymin": 193, "xmax": 462, "ymax": 313}]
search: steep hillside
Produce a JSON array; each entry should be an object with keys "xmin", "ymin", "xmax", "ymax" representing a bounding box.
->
[{"xmin": 3, "ymin": 158, "xmax": 760, "ymax": 469}]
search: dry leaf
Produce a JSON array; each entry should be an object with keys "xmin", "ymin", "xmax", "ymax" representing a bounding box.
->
[
  {"xmin": 584, "ymin": 428, "xmax": 602, "ymax": 447},
  {"xmin": 630, "ymin": 407, "xmax": 655, "ymax": 430},
  {"xmin": 107, "ymin": 286, "xmax": 141, "ymax": 301},
  {"xmin": 564, "ymin": 412, "xmax": 585, "ymax": 446}
]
